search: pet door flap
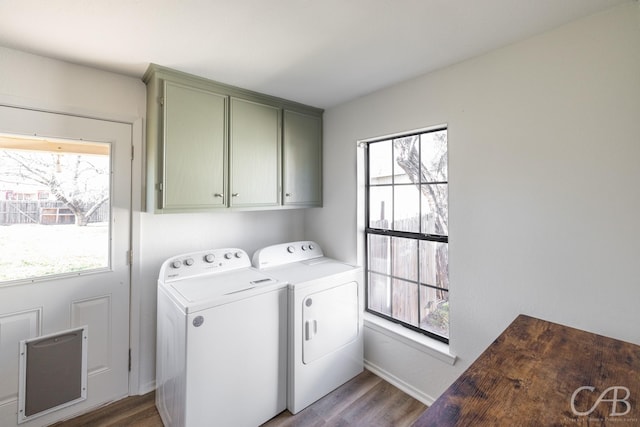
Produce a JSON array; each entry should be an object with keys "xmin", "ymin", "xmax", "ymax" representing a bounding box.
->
[{"xmin": 18, "ymin": 326, "xmax": 88, "ymax": 424}]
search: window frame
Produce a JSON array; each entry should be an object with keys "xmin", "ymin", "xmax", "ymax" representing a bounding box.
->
[{"xmin": 364, "ymin": 126, "xmax": 449, "ymax": 344}]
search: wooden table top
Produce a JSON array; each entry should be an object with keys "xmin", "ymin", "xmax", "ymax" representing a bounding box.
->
[{"xmin": 413, "ymin": 314, "xmax": 640, "ymax": 426}]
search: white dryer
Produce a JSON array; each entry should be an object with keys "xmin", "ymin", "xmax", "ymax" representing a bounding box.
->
[
  {"xmin": 252, "ymin": 241, "xmax": 363, "ymax": 414},
  {"xmin": 156, "ymin": 248, "xmax": 287, "ymax": 427}
]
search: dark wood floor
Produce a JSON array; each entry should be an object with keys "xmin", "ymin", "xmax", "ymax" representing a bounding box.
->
[
  {"xmin": 50, "ymin": 392, "xmax": 162, "ymax": 427},
  {"xmin": 52, "ymin": 370, "xmax": 427, "ymax": 427}
]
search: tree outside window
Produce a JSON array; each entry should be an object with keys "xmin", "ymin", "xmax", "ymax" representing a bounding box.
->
[{"xmin": 0, "ymin": 136, "xmax": 111, "ymax": 282}]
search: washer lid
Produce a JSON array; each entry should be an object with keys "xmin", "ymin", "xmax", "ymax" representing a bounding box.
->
[{"xmin": 170, "ymin": 268, "xmax": 277, "ymax": 303}]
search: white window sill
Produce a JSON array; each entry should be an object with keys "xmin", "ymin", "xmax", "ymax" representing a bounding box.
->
[{"xmin": 364, "ymin": 313, "xmax": 457, "ymax": 366}]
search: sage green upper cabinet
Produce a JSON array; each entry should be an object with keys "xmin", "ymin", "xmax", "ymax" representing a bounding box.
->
[
  {"xmin": 143, "ymin": 64, "xmax": 323, "ymax": 213},
  {"xmin": 163, "ymin": 82, "xmax": 227, "ymax": 210},
  {"xmin": 283, "ymin": 110, "xmax": 322, "ymax": 206},
  {"xmin": 230, "ymin": 98, "xmax": 281, "ymax": 207}
]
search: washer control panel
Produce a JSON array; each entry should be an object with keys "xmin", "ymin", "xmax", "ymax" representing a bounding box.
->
[
  {"xmin": 252, "ymin": 241, "xmax": 324, "ymax": 268},
  {"xmin": 160, "ymin": 248, "xmax": 250, "ymax": 282}
]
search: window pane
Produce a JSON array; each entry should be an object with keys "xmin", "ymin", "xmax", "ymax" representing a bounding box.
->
[
  {"xmin": 0, "ymin": 137, "xmax": 110, "ymax": 283},
  {"xmin": 393, "ymin": 136, "xmax": 419, "ymax": 184},
  {"xmin": 420, "ymin": 130, "xmax": 448, "ymax": 182},
  {"xmin": 369, "ymin": 186, "xmax": 392, "ymax": 229},
  {"xmin": 420, "ymin": 183, "xmax": 448, "ymax": 235},
  {"xmin": 391, "ymin": 237, "xmax": 417, "ymax": 282},
  {"xmin": 419, "ymin": 241, "xmax": 449, "ymax": 289},
  {"xmin": 420, "ymin": 287, "xmax": 449, "ymax": 338},
  {"xmin": 369, "ymin": 139, "xmax": 392, "ymax": 184},
  {"xmin": 368, "ymin": 234, "xmax": 390, "ymax": 275},
  {"xmin": 392, "ymin": 279, "xmax": 419, "ymax": 326},
  {"xmin": 393, "ymin": 185, "xmax": 419, "ymax": 232},
  {"xmin": 368, "ymin": 272, "xmax": 391, "ymax": 316}
]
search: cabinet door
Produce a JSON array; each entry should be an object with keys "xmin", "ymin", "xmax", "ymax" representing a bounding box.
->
[
  {"xmin": 283, "ymin": 110, "xmax": 322, "ymax": 206},
  {"xmin": 163, "ymin": 82, "xmax": 227, "ymax": 209},
  {"xmin": 230, "ymin": 98, "xmax": 281, "ymax": 207}
]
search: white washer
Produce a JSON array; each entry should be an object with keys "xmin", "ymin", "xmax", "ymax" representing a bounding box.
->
[
  {"xmin": 252, "ymin": 241, "xmax": 363, "ymax": 414},
  {"xmin": 156, "ymin": 248, "xmax": 287, "ymax": 427}
]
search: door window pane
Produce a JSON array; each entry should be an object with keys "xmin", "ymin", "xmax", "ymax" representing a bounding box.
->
[{"xmin": 0, "ymin": 135, "xmax": 110, "ymax": 283}]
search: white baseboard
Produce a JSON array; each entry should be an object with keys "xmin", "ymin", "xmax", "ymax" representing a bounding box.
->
[
  {"xmin": 364, "ymin": 360, "xmax": 436, "ymax": 406},
  {"xmin": 137, "ymin": 380, "xmax": 156, "ymax": 396}
]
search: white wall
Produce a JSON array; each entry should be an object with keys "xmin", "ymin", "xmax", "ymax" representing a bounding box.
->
[
  {"xmin": 306, "ymin": 1, "xmax": 640, "ymax": 402},
  {"xmin": 0, "ymin": 47, "xmax": 306, "ymax": 394},
  {"xmin": 0, "ymin": 47, "xmax": 146, "ymax": 121}
]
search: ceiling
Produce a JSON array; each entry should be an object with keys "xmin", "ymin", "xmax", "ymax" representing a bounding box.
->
[{"xmin": 0, "ymin": 0, "xmax": 628, "ymax": 109}]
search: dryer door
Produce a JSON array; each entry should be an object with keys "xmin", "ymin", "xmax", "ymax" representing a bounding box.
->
[{"xmin": 302, "ymin": 281, "xmax": 358, "ymax": 364}]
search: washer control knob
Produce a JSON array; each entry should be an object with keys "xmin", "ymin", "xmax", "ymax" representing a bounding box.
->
[
  {"xmin": 234, "ymin": 252, "xmax": 243, "ymax": 258},
  {"xmin": 204, "ymin": 254, "xmax": 215, "ymax": 263},
  {"xmin": 308, "ymin": 243, "xmax": 314, "ymax": 250},
  {"xmin": 184, "ymin": 258, "xmax": 194, "ymax": 266},
  {"xmin": 301, "ymin": 245, "xmax": 307, "ymax": 251},
  {"xmin": 224, "ymin": 252, "xmax": 233, "ymax": 260},
  {"xmin": 287, "ymin": 246, "xmax": 295, "ymax": 254},
  {"xmin": 171, "ymin": 260, "xmax": 182, "ymax": 269}
]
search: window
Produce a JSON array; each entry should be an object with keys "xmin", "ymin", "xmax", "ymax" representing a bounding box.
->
[
  {"xmin": 365, "ymin": 127, "xmax": 449, "ymax": 343},
  {"xmin": 0, "ymin": 134, "xmax": 111, "ymax": 283}
]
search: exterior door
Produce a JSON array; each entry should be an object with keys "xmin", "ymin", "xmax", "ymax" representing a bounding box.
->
[{"xmin": 0, "ymin": 105, "xmax": 131, "ymax": 427}]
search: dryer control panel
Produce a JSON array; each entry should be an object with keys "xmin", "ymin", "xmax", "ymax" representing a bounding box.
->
[
  {"xmin": 252, "ymin": 241, "xmax": 324, "ymax": 268},
  {"xmin": 159, "ymin": 248, "xmax": 250, "ymax": 282}
]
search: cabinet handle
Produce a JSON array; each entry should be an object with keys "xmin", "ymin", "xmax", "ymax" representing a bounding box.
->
[
  {"xmin": 232, "ymin": 193, "xmax": 239, "ymax": 197},
  {"xmin": 285, "ymin": 193, "xmax": 292, "ymax": 197},
  {"xmin": 214, "ymin": 193, "xmax": 224, "ymax": 198}
]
